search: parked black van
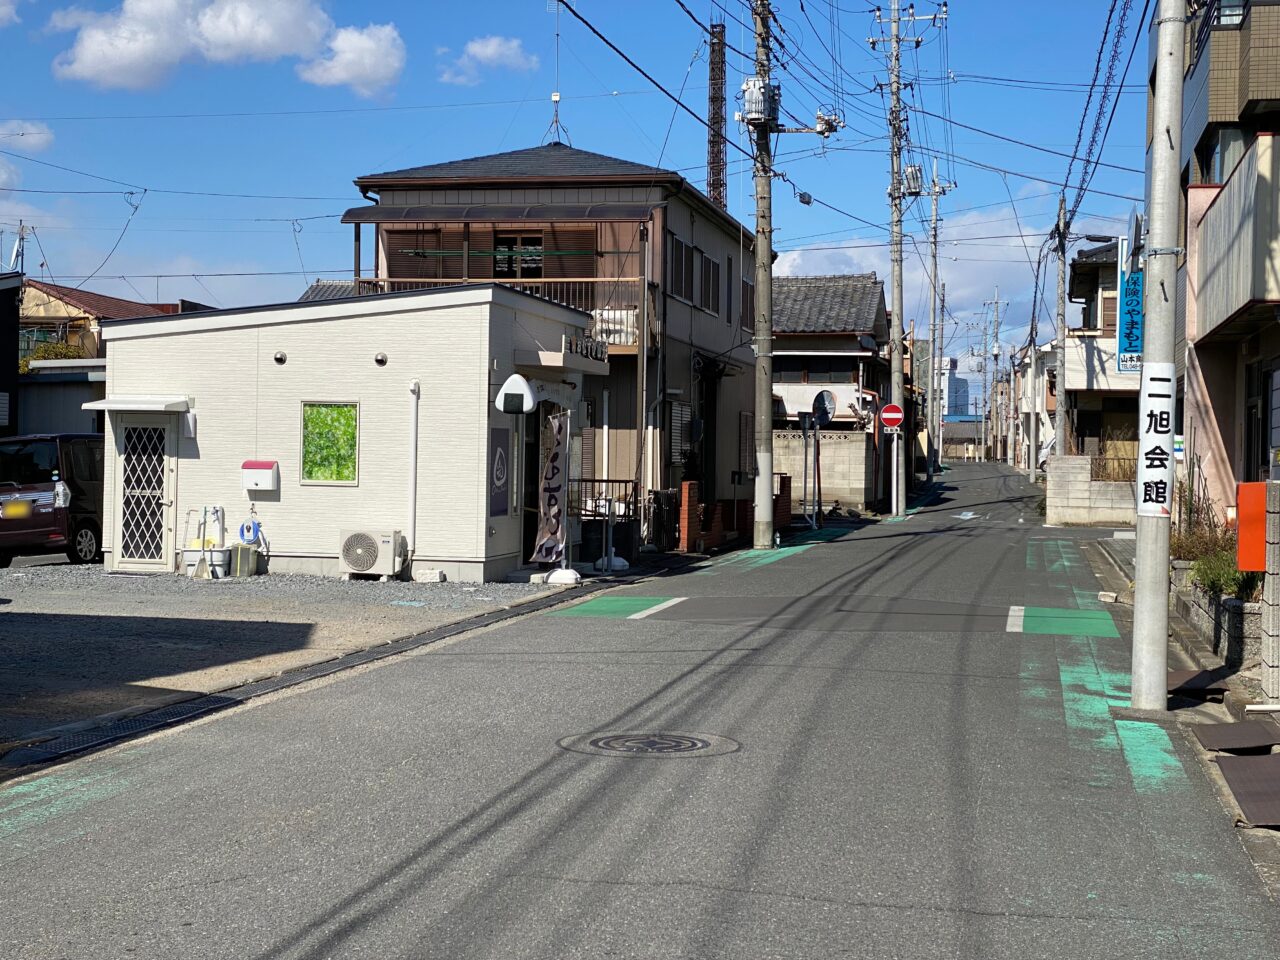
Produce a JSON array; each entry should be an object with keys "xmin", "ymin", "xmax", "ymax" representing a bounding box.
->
[{"xmin": 0, "ymin": 434, "xmax": 105, "ymax": 568}]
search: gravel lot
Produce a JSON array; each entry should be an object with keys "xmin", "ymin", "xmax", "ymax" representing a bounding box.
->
[{"xmin": 0, "ymin": 565, "xmax": 554, "ymax": 749}]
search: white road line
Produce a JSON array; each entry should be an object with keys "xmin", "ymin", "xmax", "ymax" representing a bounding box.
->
[
  {"xmin": 1006, "ymin": 605, "xmax": 1025, "ymax": 633},
  {"xmin": 629, "ymin": 597, "xmax": 687, "ymax": 620}
]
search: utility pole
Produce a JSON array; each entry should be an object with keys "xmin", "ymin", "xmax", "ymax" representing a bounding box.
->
[
  {"xmin": 1132, "ymin": 0, "xmax": 1185, "ymax": 712},
  {"xmin": 746, "ymin": 0, "xmax": 842, "ymax": 548},
  {"xmin": 871, "ymin": 1, "xmax": 946, "ymax": 512},
  {"xmin": 1054, "ymin": 194, "xmax": 1069, "ymax": 459},
  {"xmin": 980, "ymin": 317, "xmax": 989, "ymax": 462},
  {"xmin": 937, "ymin": 280, "xmax": 946, "ymax": 462},
  {"xmin": 886, "ymin": 0, "xmax": 907, "ymax": 511},
  {"xmin": 984, "ymin": 289, "xmax": 1001, "ymax": 463},
  {"xmin": 926, "ymin": 160, "xmax": 952, "ymax": 483},
  {"xmin": 750, "ymin": 0, "xmax": 776, "ymax": 549}
]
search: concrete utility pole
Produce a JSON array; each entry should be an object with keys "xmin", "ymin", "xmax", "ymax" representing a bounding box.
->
[
  {"xmin": 937, "ymin": 281, "xmax": 946, "ymax": 462},
  {"xmin": 926, "ymin": 160, "xmax": 952, "ymax": 482},
  {"xmin": 1055, "ymin": 194, "xmax": 1069, "ymax": 458},
  {"xmin": 984, "ymin": 288, "xmax": 1002, "ymax": 462},
  {"xmin": 751, "ymin": 0, "xmax": 775, "ymax": 549},
  {"xmin": 1131, "ymin": 0, "xmax": 1185, "ymax": 712},
  {"xmin": 886, "ymin": 0, "xmax": 908, "ymax": 513}
]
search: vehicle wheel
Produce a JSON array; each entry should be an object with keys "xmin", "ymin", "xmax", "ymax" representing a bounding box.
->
[
  {"xmin": 0, "ymin": 553, "xmax": 10, "ymax": 569},
  {"xmin": 67, "ymin": 522, "xmax": 102, "ymax": 564}
]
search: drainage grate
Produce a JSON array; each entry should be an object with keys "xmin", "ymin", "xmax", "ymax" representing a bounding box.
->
[{"xmin": 558, "ymin": 732, "xmax": 739, "ymax": 758}]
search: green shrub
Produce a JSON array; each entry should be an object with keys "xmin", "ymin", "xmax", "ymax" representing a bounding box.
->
[
  {"xmin": 1171, "ymin": 522, "xmax": 1235, "ymax": 561},
  {"xmin": 18, "ymin": 340, "xmax": 89, "ymax": 374},
  {"xmin": 1191, "ymin": 546, "xmax": 1262, "ymax": 601}
]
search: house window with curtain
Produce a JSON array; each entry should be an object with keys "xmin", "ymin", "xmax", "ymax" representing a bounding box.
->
[
  {"xmin": 669, "ymin": 236, "xmax": 696, "ymax": 302},
  {"xmin": 699, "ymin": 254, "xmax": 721, "ymax": 314},
  {"xmin": 494, "ymin": 234, "xmax": 544, "ymax": 279}
]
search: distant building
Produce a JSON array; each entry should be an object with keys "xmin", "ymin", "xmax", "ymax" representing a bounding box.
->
[{"xmin": 944, "ymin": 366, "xmax": 969, "ymax": 418}]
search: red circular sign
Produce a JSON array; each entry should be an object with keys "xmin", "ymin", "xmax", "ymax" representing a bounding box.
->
[{"xmin": 881, "ymin": 403, "xmax": 905, "ymax": 428}]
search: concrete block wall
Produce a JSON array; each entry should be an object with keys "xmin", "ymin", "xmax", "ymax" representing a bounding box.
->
[
  {"xmin": 772, "ymin": 429, "xmax": 874, "ymax": 511},
  {"xmin": 1045, "ymin": 455, "xmax": 1136, "ymax": 526},
  {"xmin": 1264, "ymin": 482, "xmax": 1280, "ymax": 700}
]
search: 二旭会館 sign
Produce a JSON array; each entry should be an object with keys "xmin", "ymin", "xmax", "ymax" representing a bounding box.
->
[{"xmin": 1116, "ymin": 266, "xmax": 1144, "ymax": 374}]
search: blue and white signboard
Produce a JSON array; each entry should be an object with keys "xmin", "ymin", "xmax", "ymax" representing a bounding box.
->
[{"xmin": 1117, "ymin": 266, "xmax": 1144, "ymax": 374}]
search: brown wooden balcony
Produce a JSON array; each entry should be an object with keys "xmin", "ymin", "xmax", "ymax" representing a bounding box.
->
[{"xmin": 352, "ymin": 276, "xmax": 645, "ymax": 346}]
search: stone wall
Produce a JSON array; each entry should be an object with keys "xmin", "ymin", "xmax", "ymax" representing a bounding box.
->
[
  {"xmin": 1045, "ymin": 455, "xmax": 1135, "ymax": 526},
  {"xmin": 773, "ymin": 429, "xmax": 876, "ymax": 513}
]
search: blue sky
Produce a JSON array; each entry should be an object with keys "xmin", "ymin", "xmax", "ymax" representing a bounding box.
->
[{"xmin": 0, "ymin": 0, "xmax": 1146, "ymax": 370}]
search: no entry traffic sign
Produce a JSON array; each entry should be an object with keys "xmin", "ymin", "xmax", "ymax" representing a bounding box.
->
[{"xmin": 881, "ymin": 403, "xmax": 905, "ymax": 429}]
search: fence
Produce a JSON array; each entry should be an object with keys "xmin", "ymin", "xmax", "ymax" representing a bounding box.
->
[
  {"xmin": 568, "ymin": 478, "xmax": 639, "ymax": 520},
  {"xmin": 1090, "ymin": 456, "xmax": 1137, "ymax": 482}
]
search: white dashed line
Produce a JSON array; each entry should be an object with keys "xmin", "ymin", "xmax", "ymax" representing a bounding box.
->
[
  {"xmin": 1006, "ymin": 605, "xmax": 1025, "ymax": 633},
  {"xmin": 629, "ymin": 597, "xmax": 687, "ymax": 620}
]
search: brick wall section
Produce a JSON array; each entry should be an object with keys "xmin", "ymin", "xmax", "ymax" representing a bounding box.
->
[
  {"xmin": 703, "ymin": 504, "xmax": 725, "ymax": 551},
  {"xmin": 735, "ymin": 498, "xmax": 753, "ymax": 536},
  {"xmin": 678, "ymin": 481, "xmax": 700, "ymax": 553},
  {"xmin": 774, "ymin": 475, "xmax": 792, "ymax": 529},
  {"xmin": 1045, "ymin": 455, "xmax": 1136, "ymax": 526}
]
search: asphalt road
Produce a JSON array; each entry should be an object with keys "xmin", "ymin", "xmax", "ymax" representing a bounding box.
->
[{"xmin": 2, "ymin": 463, "xmax": 1277, "ymax": 959}]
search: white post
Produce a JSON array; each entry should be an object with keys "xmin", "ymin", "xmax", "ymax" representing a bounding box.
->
[
  {"xmin": 891, "ymin": 433, "xmax": 900, "ymax": 515},
  {"xmin": 407, "ymin": 379, "xmax": 420, "ymax": 570}
]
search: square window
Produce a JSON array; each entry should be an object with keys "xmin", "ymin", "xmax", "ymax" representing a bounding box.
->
[{"xmin": 301, "ymin": 402, "xmax": 359, "ymax": 485}]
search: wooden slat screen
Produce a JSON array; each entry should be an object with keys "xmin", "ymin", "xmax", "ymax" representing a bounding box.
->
[
  {"xmin": 385, "ymin": 230, "xmax": 440, "ymax": 280},
  {"xmin": 545, "ymin": 225, "xmax": 597, "ymax": 279}
]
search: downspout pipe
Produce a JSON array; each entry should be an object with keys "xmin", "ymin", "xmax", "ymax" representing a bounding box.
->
[{"xmin": 407, "ymin": 379, "xmax": 421, "ymax": 572}]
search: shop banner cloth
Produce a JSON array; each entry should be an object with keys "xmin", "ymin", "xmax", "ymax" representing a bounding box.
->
[{"xmin": 529, "ymin": 413, "xmax": 569, "ymax": 564}]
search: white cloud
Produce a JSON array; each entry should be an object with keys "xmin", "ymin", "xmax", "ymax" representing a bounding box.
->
[
  {"xmin": 0, "ymin": 120, "xmax": 55, "ymax": 152},
  {"xmin": 297, "ymin": 23, "xmax": 405, "ymax": 98},
  {"xmin": 439, "ymin": 35, "xmax": 539, "ymax": 87},
  {"xmin": 195, "ymin": 0, "xmax": 330, "ymax": 62},
  {"xmin": 0, "ymin": 1, "xmax": 20, "ymax": 28},
  {"xmin": 49, "ymin": 0, "xmax": 400, "ymax": 96}
]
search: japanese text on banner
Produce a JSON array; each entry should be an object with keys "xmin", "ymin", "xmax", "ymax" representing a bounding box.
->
[
  {"xmin": 1136, "ymin": 361, "xmax": 1175, "ymax": 518},
  {"xmin": 1117, "ymin": 269, "xmax": 1144, "ymax": 374}
]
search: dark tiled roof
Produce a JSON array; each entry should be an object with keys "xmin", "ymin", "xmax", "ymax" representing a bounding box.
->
[
  {"xmin": 1074, "ymin": 240, "xmax": 1118, "ymax": 264},
  {"xmin": 359, "ymin": 142, "xmax": 676, "ymax": 183},
  {"xmin": 298, "ymin": 280, "xmax": 359, "ymax": 302},
  {"xmin": 23, "ymin": 279, "xmax": 168, "ymax": 319},
  {"xmin": 772, "ymin": 274, "xmax": 884, "ymax": 334}
]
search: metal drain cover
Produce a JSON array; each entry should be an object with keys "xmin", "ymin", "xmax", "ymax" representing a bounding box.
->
[{"xmin": 558, "ymin": 732, "xmax": 739, "ymax": 758}]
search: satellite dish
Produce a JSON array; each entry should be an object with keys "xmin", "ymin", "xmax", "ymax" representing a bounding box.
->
[{"xmin": 812, "ymin": 390, "xmax": 836, "ymax": 428}]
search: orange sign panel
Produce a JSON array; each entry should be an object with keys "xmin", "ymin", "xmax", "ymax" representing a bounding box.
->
[{"xmin": 1237, "ymin": 482, "xmax": 1267, "ymax": 573}]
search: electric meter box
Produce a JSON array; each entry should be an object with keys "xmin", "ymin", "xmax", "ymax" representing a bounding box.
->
[{"xmin": 242, "ymin": 460, "xmax": 280, "ymax": 493}]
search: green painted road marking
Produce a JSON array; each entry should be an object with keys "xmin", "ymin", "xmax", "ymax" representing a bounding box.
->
[
  {"xmin": 1115, "ymin": 720, "xmax": 1190, "ymax": 794},
  {"xmin": 694, "ymin": 544, "xmax": 817, "ymax": 575},
  {"xmin": 0, "ymin": 770, "xmax": 131, "ymax": 843},
  {"xmin": 789, "ymin": 527, "xmax": 847, "ymax": 544},
  {"xmin": 552, "ymin": 596, "xmax": 675, "ymax": 619},
  {"xmin": 1022, "ymin": 607, "xmax": 1119, "ymax": 638}
]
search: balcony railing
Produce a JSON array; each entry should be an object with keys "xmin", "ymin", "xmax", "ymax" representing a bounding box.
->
[
  {"xmin": 353, "ymin": 276, "xmax": 644, "ymax": 345},
  {"xmin": 1196, "ymin": 1, "xmax": 1247, "ymax": 62},
  {"xmin": 1196, "ymin": 134, "xmax": 1279, "ymax": 338}
]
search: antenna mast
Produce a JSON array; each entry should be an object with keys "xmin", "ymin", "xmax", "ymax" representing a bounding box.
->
[{"xmin": 707, "ymin": 19, "xmax": 727, "ymax": 208}]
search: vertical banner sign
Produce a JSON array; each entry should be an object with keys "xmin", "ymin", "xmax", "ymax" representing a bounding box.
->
[
  {"xmin": 489, "ymin": 427, "xmax": 509, "ymax": 517},
  {"xmin": 1137, "ymin": 362, "xmax": 1176, "ymax": 518},
  {"xmin": 1117, "ymin": 268, "xmax": 1145, "ymax": 374},
  {"xmin": 529, "ymin": 413, "xmax": 568, "ymax": 563}
]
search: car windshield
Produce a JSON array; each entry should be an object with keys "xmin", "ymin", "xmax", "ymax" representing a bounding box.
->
[{"xmin": 0, "ymin": 440, "xmax": 60, "ymax": 486}]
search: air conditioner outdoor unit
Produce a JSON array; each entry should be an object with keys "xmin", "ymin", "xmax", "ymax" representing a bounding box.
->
[{"xmin": 337, "ymin": 529, "xmax": 404, "ymax": 579}]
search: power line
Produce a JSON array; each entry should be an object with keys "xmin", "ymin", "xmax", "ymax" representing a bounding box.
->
[{"xmin": 907, "ymin": 106, "xmax": 1144, "ymax": 174}]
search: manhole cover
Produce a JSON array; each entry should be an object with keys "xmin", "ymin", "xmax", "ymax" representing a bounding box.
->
[{"xmin": 558, "ymin": 732, "xmax": 739, "ymax": 758}]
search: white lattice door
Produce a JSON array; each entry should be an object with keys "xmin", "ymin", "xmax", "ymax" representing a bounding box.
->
[{"xmin": 114, "ymin": 416, "xmax": 175, "ymax": 571}]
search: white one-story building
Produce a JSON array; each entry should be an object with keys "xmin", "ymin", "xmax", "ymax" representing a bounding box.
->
[{"xmin": 88, "ymin": 284, "xmax": 607, "ymax": 582}]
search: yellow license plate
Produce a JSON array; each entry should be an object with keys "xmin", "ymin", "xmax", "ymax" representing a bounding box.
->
[{"xmin": 1, "ymin": 500, "xmax": 32, "ymax": 520}]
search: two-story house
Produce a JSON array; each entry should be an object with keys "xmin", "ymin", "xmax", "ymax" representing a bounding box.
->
[
  {"xmin": 1064, "ymin": 241, "xmax": 1139, "ymax": 465},
  {"xmin": 1169, "ymin": 1, "xmax": 1280, "ymax": 518},
  {"xmin": 338, "ymin": 142, "xmax": 757, "ymax": 548},
  {"xmin": 769, "ymin": 273, "xmax": 890, "ymax": 513}
]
